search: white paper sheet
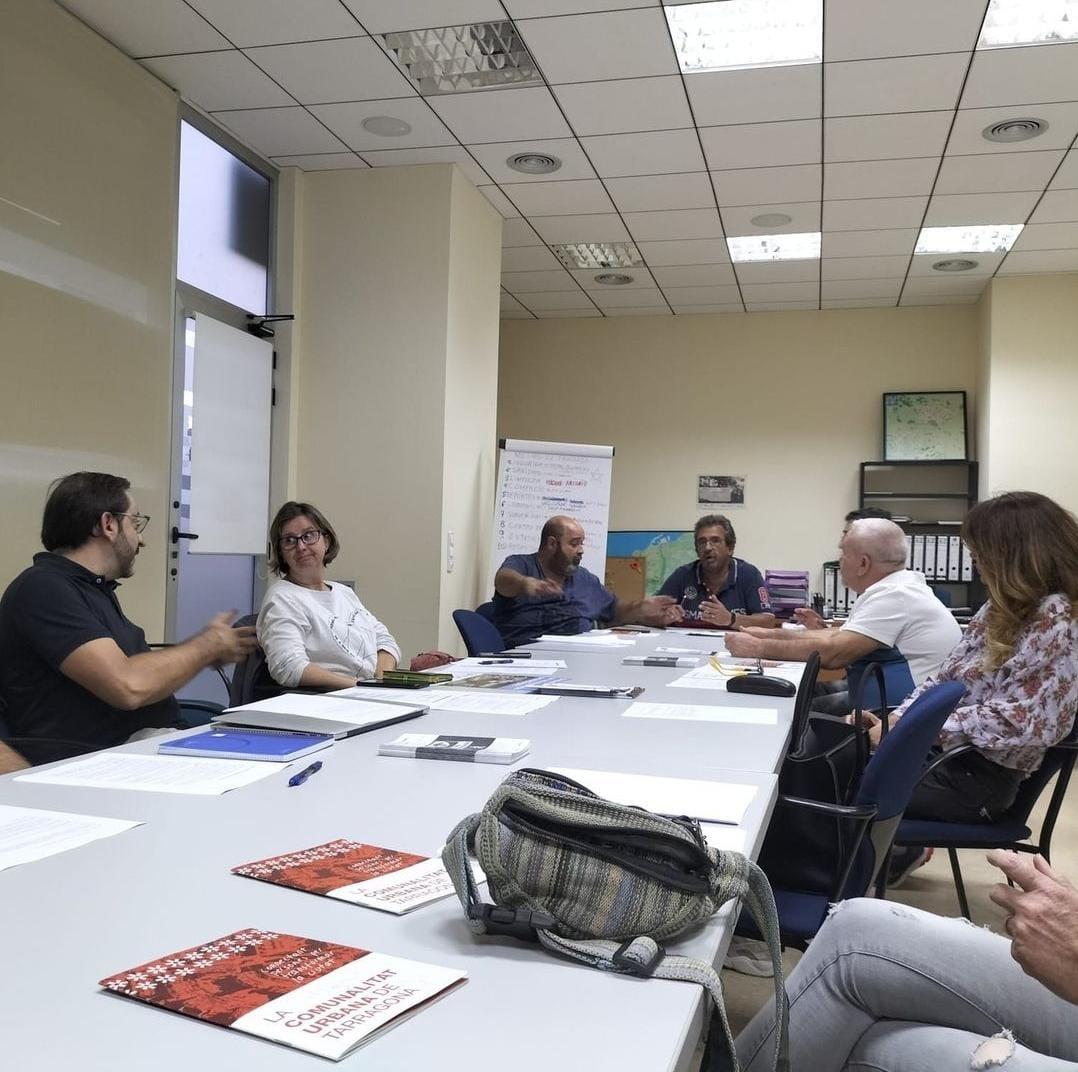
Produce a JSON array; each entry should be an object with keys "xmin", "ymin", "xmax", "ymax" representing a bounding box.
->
[
  {"xmin": 0, "ymin": 805, "xmax": 142, "ymax": 872},
  {"xmin": 16, "ymin": 753, "xmax": 280, "ymax": 795},
  {"xmin": 227, "ymin": 694, "xmax": 414, "ymax": 725},
  {"xmin": 334, "ymin": 687, "xmax": 557, "ymax": 716},
  {"xmin": 667, "ymin": 663, "xmax": 803, "ymax": 691},
  {"xmin": 622, "ymin": 702, "xmax": 778, "ymax": 725},
  {"xmin": 451, "ymin": 658, "xmax": 567, "ymax": 671},
  {"xmin": 700, "ymin": 822, "xmax": 748, "ymax": 854},
  {"xmin": 550, "ymin": 767, "xmax": 756, "ymax": 825},
  {"xmin": 533, "ymin": 633, "xmax": 635, "ymax": 647}
]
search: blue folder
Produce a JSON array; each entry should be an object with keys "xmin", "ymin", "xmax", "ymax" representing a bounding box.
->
[{"xmin": 158, "ymin": 727, "xmax": 333, "ymax": 762}]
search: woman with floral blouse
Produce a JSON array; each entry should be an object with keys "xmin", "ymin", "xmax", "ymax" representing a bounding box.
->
[{"xmin": 884, "ymin": 490, "xmax": 1078, "ymax": 829}]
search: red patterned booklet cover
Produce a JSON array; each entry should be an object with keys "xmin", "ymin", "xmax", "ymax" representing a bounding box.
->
[
  {"xmin": 99, "ymin": 928, "xmax": 466, "ymax": 1061},
  {"xmin": 232, "ymin": 839, "xmax": 455, "ymax": 914}
]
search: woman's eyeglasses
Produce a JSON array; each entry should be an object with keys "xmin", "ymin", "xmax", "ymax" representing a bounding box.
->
[{"xmin": 280, "ymin": 528, "xmax": 324, "ymax": 550}]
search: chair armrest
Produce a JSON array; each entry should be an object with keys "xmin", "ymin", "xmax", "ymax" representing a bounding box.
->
[{"xmin": 914, "ymin": 743, "xmax": 976, "ymax": 784}]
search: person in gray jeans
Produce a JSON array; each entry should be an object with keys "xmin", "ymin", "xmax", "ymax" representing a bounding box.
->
[{"xmin": 735, "ymin": 850, "xmax": 1078, "ymax": 1070}]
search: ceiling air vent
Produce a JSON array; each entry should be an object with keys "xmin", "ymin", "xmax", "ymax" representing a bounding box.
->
[
  {"xmin": 932, "ymin": 259, "xmax": 979, "ymax": 272},
  {"xmin": 982, "ymin": 118, "xmax": 1047, "ymax": 143},
  {"xmin": 506, "ymin": 152, "xmax": 561, "ymax": 175},
  {"xmin": 594, "ymin": 273, "xmax": 634, "ymax": 285}
]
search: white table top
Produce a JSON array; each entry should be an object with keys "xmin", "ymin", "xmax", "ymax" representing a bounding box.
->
[{"xmin": 0, "ymin": 628, "xmax": 786, "ymax": 1072}]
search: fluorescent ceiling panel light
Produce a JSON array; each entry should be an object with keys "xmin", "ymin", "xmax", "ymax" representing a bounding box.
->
[
  {"xmin": 978, "ymin": 0, "xmax": 1078, "ymax": 49},
  {"xmin": 381, "ymin": 22, "xmax": 541, "ymax": 95},
  {"xmin": 551, "ymin": 242, "xmax": 643, "ymax": 269},
  {"xmin": 666, "ymin": 0, "xmax": 823, "ymax": 74},
  {"xmin": 914, "ymin": 225, "xmax": 1023, "ymax": 254},
  {"xmin": 727, "ymin": 231, "xmax": 821, "ymax": 262}
]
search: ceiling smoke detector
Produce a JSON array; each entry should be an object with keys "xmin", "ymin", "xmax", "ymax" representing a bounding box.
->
[
  {"xmin": 982, "ymin": 118, "xmax": 1047, "ymax": 143},
  {"xmin": 749, "ymin": 212, "xmax": 793, "ymax": 228},
  {"xmin": 507, "ymin": 152, "xmax": 562, "ymax": 175},
  {"xmin": 594, "ymin": 272, "xmax": 634, "ymax": 285},
  {"xmin": 932, "ymin": 258, "xmax": 979, "ymax": 272}
]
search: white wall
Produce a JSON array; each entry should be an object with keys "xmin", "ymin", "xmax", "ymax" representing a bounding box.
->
[
  {"xmin": 293, "ymin": 164, "xmax": 500, "ymax": 660},
  {"xmin": 980, "ymin": 273, "xmax": 1078, "ymax": 514},
  {"xmin": 0, "ymin": 0, "xmax": 178, "ymax": 637},
  {"xmin": 498, "ymin": 306, "xmax": 979, "ymax": 587}
]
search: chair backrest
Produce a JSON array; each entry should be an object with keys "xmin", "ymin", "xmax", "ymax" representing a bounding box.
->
[
  {"xmin": 999, "ymin": 713, "xmax": 1078, "ymax": 834},
  {"xmin": 846, "ymin": 646, "xmax": 915, "ymax": 711},
  {"xmin": 789, "ymin": 652, "xmax": 822, "ymax": 754},
  {"xmin": 452, "ymin": 608, "xmax": 506, "ymax": 657},
  {"xmin": 930, "ymin": 585, "xmax": 954, "ymax": 607},
  {"xmin": 226, "ymin": 613, "xmax": 280, "ymax": 707},
  {"xmin": 845, "ymin": 679, "xmax": 966, "ymax": 893}
]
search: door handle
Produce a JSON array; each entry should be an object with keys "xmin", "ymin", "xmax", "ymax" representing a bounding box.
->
[{"xmin": 171, "ymin": 527, "xmax": 200, "ymax": 544}]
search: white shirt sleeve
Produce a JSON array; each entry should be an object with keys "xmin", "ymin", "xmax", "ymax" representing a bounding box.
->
[{"xmin": 256, "ymin": 587, "xmax": 313, "ymax": 688}]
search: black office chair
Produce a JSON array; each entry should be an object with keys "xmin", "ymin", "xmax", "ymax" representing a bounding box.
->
[
  {"xmin": 893, "ymin": 714, "xmax": 1078, "ymax": 918},
  {"xmin": 226, "ymin": 613, "xmax": 282, "ymax": 707}
]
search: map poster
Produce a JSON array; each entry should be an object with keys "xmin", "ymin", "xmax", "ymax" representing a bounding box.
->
[
  {"xmin": 607, "ymin": 531, "xmax": 696, "ymax": 597},
  {"xmin": 883, "ymin": 391, "xmax": 968, "ymax": 460}
]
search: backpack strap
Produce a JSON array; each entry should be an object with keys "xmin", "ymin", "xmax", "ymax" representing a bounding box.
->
[{"xmin": 442, "ymin": 813, "xmax": 789, "ymax": 1072}]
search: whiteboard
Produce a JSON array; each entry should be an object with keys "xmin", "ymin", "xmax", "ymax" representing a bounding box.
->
[
  {"xmin": 188, "ymin": 314, "xmax": 273, "ymax": 554},
  {"xmin": 489, "ymin": 439, "xmax": 614, "ymax": 586}
]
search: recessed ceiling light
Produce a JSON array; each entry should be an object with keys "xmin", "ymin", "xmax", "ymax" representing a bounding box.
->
[
  {"xmin": 665, "ymin": 0, "xmax": 823, "ymax": 74},
  {"xmin": 727, "ymin": 231, "xmax": 821, "ymax": 262},
  {"xmin": 932, "ymin": 258, "xmax": 979, "ymax": 272},
  {"xmin": 551, "ymin": 242, "xmax": 643, "ymax": 269},
  {"xmin": 915, "ymin": 225, "xmax": 1024, "ymax": 254},
  {"xmin": 978, "ymin": 0, "xmax": 1078, "ymax": 49},
  {"xmin": 982, "ymin": 117, "xmax": 1048, "ymax": 143},
  {"xmin": 360, "ymin": 115, "xmax": 413, "ymax": 137},
  {"xmin": 507, "ymin": 152, "xmax": 561, "ymax": 175},
  {"xmin": 749, "ymin": 212, "xmax": 793, "ymax": 228},
  {"xmin": 594, "ymin": 272, "xmax": 634, "ymax": 285},
  {"xmin": 381, "ymin": 21, "xmax": 541, "ymax": 95}
]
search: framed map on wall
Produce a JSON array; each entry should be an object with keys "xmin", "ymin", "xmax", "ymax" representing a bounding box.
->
[{"xmin": 883, "ymin": 391, "xmax": 968, "ymax": 461}]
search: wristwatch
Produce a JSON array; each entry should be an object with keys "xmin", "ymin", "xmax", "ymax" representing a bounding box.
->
[{"xmin": 728, "ymin": 610, "xmax": 738, "ymax": 628}]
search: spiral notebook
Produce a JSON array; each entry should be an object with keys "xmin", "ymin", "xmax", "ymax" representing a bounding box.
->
[{"xmin": 159, "ymin": 727, "xmax": 333, "ymax": 763}]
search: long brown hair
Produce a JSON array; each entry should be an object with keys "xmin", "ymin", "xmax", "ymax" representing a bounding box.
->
[{"xmin": 963, "ymin": 491, "xmax": 1078, "ymax": 668}]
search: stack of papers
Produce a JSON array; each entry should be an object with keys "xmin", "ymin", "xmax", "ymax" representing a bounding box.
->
[
  {"xmin": 333, "ymin": 686, "xmax": 556, "ymax": 716},
  {"xmin": 667, "ymin": 663, "xmax": 803, "ymax": 691},
  {"xmin": 16, "ymin": 753, "xmax": 279, "ymax": 795},
  {"xmin": 532, "ymin": 632, "xmax": 636, "ymax": 648}
]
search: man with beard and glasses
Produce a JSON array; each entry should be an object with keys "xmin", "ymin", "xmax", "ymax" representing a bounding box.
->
[
  {"xmin": 491, "ymin": 515, "xmax": 682, "ymax": 648},
  {"xmin": 657, "ymin": 514, "xmax": 775, "ymax": 630},
  {"xmin": 0, "ymin": 472, "xmax": 256, "ymax": 765}
]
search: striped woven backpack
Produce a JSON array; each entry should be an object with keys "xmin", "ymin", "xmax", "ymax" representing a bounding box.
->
[{"xmin": 442, "ymin": 767, "xmax": 788, "ymax": 1072}]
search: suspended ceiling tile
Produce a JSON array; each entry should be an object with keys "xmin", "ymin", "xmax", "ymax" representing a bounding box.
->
[
  {"xmin": 821, "ymin": 277, "xmax": 903, "ymax": 300},
  {"xmin": 429, "ymin": 85, "xmax": 571, "ymax": 143},
  {"xmin": 947, "ymin": 102, "xmax": 1078, "ymax": 156},
  {"xmin": 212, "ymin": 106, "xmax": 348, "ymax": 156},
  {"xmin": 552, "ymin": 76, "xmax": 693, "ymax": 136},
  {"xmin": 824, "ymin": 158, "xmax": 938, "ymax": 200},
  {"xmin": 466, "ymin": 138, "xmax": 597, "ymax": 183},
  {"xmin": 309, "ymin": 97, "xmax": 457, "ymax": 150},
  {"xmin": 501, "ymin": 268, "xmax": 580, "ymax": 292},
  {"xmin": 962, "ymin": 42, "xmax": 1078, "ymax": 109},
  {"xmin": 685, "ymin": 64, "xmax": 822, "ymax": 127},
  {"xmin": 478, "ymin": 185, "xmax": 522, "ymax": 217},
  {"xmin": 142, "ymin": 51, "xmax": 295, "ymax": 111},
  {"xmin": 58, "ymin": 0, "xmax": 229, "ymax": 56},
  {"xmin": 605, "ymin": 172, "xmax": 715, "ymax": 213},
  {"xmin": 712, "ymin": 164, "xmax": 821, "ymax": 208},
  {"xmin": 501, "ymin": 178, "xmax": 615, "ymax": 216},
  {"xmin": 734, "ymin": 260, "xmax": 821, "ymax": 285},
  {"xmin": 934, "ymin": 150, "xmax": 1067, "ymax": 195},
  {"xmin": 340, "ymin": 0, "xmax": 507, "ymax": 33},
  {"xmin": 635, "ymin": 237, "xmax": 731, "ymax": 265},
  {"xmin": 188, "ymin": 0, "xmax": 364, "ymax": 47},
  {"xmin": 823, "ymin": 0, "xmax": 985, "ymax": 61},
  {"xmin": 923, "ymin": 190, "xmax": 1040, "ymax": 226},
  {"xmin": 700, "ymin": 119, "xmax": 822, "ymax": 171},
  {"xmin": 721, "ymin": 201, "xmax": 821, "ymax": 235},
  {"xmin": 650, "ymin": 263, "xmax": 736, "ymax": 287},
  {"xmin": 997, "ymin": 248, "xmax": 1078, "ymax": 273},
  {"xmin": 822, "ymin": 229, "xmax": 919, "ymax": 257},
  {"xmin": 582, "ymin": 129, "xmax": 706, "ymax": 178},
  {"xmin": 821, "ymin": 254, "xmax": 911, "ymax": 280},
  {"xmin": 501, "ymin": 245, "xmax": 565, "ymax": 271},
  {"xmin": 360, "ymin": 145, "xmax": 490, "ymax": 184},
  {"xmin": 624, "ymin": 207, "xmax": 724, "ymax": 242},
  {"xmin": 1027, "ymin": 188, "xmax": 1078, "ymax": 224},
  {"xmin": 528, "ymin": 212, "xmax": 631, "ymax": 243},
  {"xmin": 825, "ymin": 53, "xmax": 969, "ymax": 118},
  {"xmin": 824, "ymin": 111, "xmax": 952, "ymax": 163},
  {"xmin": 1010, "ymin": 221, "xmax": 1078, "ymax": 250},
  {"xmin": 822, "ymin": 195, "xmax": 929, "ymax": 231}
]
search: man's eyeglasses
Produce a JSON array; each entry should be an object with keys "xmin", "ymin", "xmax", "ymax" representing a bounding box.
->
[
  {"xmin": 280, "ymin": 528, "xmax": 324, "ymax": 550},
  {"xmin": 115, "ymin": 512, "xmax": 151, "ymax": 534}
]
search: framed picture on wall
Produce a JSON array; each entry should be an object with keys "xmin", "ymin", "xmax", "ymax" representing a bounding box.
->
[{"xmin": 883, "ymin": 391, "xmax": 968, "ymax": 461}]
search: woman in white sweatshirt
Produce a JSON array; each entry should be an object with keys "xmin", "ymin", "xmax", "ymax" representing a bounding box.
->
[{"xmin": 257, "ymin": 502, "xmax": 400, "ymax": 690}]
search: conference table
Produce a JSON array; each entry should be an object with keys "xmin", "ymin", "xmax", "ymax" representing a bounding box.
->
[{"xmin": 0, "ymin": 628, "xmax": 799, "ymax": 1072}]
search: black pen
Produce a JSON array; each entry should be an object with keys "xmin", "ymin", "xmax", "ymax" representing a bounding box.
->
[
  {"xmin": 478, "ymin": 658, "xmax": 513, "ymax": 664},
  {"xmin": 288, "ymin": 760, "xmax": 323, "ymax": 787}
]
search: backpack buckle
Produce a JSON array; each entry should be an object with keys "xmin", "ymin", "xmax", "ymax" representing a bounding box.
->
[
  {"xmin": 612, "ymin": 938, "xmax": 666, "ymax": 977},
  {"xmin": 468, "ymin": 904, "xmax": 555, "ymax": 941}
]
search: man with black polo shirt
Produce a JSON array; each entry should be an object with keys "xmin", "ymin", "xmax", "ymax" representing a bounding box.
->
[
  {"xmin": 0, "ymin": 472, "xmax": 256, "ymax": 765},
  {"xmin": 658, "ymin": 515, "xmax": 776, "ymax": 629}
]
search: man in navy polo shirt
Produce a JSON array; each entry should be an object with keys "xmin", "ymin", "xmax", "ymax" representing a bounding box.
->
[
  {"xmin": 493, "ymin": 515, "xmax": 682, "ymax": 648},
  {"xmin": 0, "ymin": 472, "xmax": 257, "ymax": 765},
  {"xmin": 658, "ymin": 515, "xmax": 776, "ymax": 629}
]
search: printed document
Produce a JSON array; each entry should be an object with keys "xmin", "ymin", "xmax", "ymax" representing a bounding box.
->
[
  {"xmin": 622, "ymin": 701, "xmax": 778, "ymax": 725},
  {"xmin": 0, "ymin": 805, "xmax": 142, "ymax": 872},
  {"xmin": 16, "ymin": 753, "xmax": 279, "ymax": 795},
  {"xmin": 335, "ymin": 686, "xmax": 556, "ymax": 716},
  {"xmin": 550, "ymin": 767, "xmax": 756, "ymax": 825},
  {"xmin": 668, "ymin": 663, "xmax": 802, "ymax": 691}
]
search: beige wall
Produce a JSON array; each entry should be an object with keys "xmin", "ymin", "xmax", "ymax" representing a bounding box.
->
[
  {"xmin": 976, "ymin": 286, "xmax": 993, "ymax": 495},
  {"xmin": 0, "ymin": 0, "xmax": 178, "ymax": 637},
  {"xmin": 498, "ymin": 306, "xmax": 979, "ymax": 587},
  {"xmin": 980, "ymin": 273, "xmax": 1078, "ymax": 514},
  {"xmin": 438, "ymin": 171, "xmax": 502, "ymax": 651},
  {"xmin": 293, "ymin": 164, "xmax": 500, "ymax": 660}
]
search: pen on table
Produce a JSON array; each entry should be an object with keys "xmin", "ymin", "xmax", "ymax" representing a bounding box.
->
[
  {"xmin": 478, "ymin": 658, "xmax": 513, "ymax": 664},
  {"xmin": 288, "ymin": 760, "xmax": 323, "ymax": 787}
]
